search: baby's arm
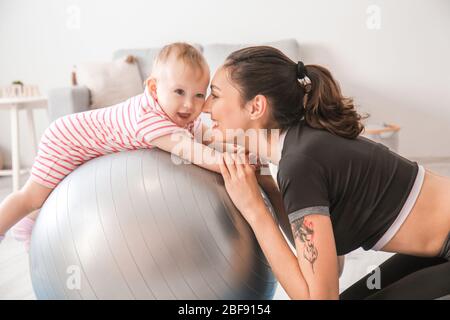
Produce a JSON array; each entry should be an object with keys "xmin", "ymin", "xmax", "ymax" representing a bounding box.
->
[
  {"xmin": 197, "ymin": 123, "xmax": 246, "ymax": 155},
  {"xmin": 136, "ymin": 109, "xmax": 223, "ymax": 173},
  {"xmin": 151, "ymin": 123, "xmax": 249, "ymax": 174},
  {"xmin": 151, "ymin": 131, "xmax": 222, "ymax": 174},
  {"xmin": 138, "ymin": 113, "xmax": 245, "ymax": 174}
]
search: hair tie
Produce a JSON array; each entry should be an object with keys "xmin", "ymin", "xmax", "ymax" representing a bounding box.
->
[
  {"xmin": 297, "ymin": 61, "xmax": 312, "ymax": 94},
  {"xmin": 297, "ymin": 61, "xmax": 307, "ymax": 79}
]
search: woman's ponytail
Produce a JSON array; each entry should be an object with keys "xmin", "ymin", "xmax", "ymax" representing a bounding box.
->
[{"xmin": 301, "ymin": 64, "xmax": 366, "ymax": 139}]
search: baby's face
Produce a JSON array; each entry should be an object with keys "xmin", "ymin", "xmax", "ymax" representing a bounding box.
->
[{"xmin": 153, "ymin": 61, "xmax": 210, "ymax": 127}]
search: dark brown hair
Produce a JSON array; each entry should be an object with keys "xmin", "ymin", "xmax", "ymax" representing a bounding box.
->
[{"xmin": 223, "ymin": 46, "xmax": 368, "ymax": 139}]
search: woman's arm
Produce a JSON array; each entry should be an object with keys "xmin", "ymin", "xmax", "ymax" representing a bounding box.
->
[
  {"xmin": 255, "ymin": 173, "xmax": 294, "ymax": 246},
  {"xmin": 289, "ymin": 214, "xmax": 340, "ymax": 298},
  {"xmin": 247, "ymin": 203, "xmax": 310, "ymax": 298},
  {"xmin": 219, "ymin": 152, "xmax": 340, "ymax": 299},
  {"xmin": 249, "ymin": 206, "xmax": 339, "ymax": 299},
  {"xmin": 256, "ymin": 173, "xmax": 346, "ymax": 277}
]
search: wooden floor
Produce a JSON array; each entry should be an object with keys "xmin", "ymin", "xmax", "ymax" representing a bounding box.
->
[{"xmin": 1, "ymin": 161, "xmax": 449, "ymax": 300}]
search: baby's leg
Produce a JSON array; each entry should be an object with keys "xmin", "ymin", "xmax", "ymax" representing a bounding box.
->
[
  {"xmin": 26, "ymin": 210, "xmax": 40, "ymax": 220},
  {"xmin": 0, "ymin": 178, "xmax": 52, "ymax": 237},
  {"xmin": 11, "ymin": 209, "xmax": 40, "ymax": 245},
  {"xmin": 13, "ymin": 208, "xmax": 40, "ymax": 237}
]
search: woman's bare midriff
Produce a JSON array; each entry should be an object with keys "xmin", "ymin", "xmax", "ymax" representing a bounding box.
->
[{"xmin": 380, "ymin": 168, "xmax": 450, "ymax": 257}]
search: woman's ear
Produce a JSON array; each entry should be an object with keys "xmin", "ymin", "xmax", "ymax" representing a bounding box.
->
[
  {"xmin": 246, "ymin": 94, "xmax": 268, "ymax": 121},
  {"xmin": 145, "ymin": 77, "xmax": 158, "ymax": 100}
]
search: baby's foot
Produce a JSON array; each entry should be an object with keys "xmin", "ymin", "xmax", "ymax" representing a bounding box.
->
[{"xmin": 12, "ymin": 217, "xmax": 35, "ymax": 251}]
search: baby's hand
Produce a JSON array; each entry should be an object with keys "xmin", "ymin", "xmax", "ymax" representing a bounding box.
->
[
  {"xmin": 208, "ymin": 141, "xmax": 243, "ymax": 154},
  {"xmin": 212, "ymin": 143, "xmax": 270, "ymax": 174}
]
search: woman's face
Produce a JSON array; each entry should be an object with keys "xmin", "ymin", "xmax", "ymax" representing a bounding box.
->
[{"xmin": 203, "ymin": 66, "xmax": 253, "ymax": 144}]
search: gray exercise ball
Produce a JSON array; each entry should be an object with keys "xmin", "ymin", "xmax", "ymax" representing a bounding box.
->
[{"xmin": 29, "ymin": 149, "xmax": 277, "ymax": 299}]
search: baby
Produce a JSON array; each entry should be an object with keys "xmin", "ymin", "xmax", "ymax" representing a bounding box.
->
[{"xmin": 0, "ymin": 42, "xmax": 222, "ymax": 250}]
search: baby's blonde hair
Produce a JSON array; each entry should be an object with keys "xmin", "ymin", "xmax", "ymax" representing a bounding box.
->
[{"xmin": 148, "ymin": 42, "xmax": 208, "ymax": 81}]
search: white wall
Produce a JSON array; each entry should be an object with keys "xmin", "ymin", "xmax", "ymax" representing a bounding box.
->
[{"xmin": 1, "ymin": 0, "xmax": 449, "ymax": 168}]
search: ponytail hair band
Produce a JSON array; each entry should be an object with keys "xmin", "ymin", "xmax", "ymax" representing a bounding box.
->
[{"xmin": 297, "ymin": 61, "xmax": 312, "ymax": 93}]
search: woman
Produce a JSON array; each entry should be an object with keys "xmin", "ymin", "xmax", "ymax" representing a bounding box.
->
[{"xmin": 202, "ymin": 46, "xmax": 450, "ymax": 300}]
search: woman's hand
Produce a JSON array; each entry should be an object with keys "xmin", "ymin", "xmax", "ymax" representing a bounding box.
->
[{"xmin": 219, "ymin": 152, "xmax": 268, "ymax": 223}]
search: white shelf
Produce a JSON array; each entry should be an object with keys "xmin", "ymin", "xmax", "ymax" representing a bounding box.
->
[{"xmin": 0, "ymin": 169, "xmax": 30, "ymax": 177}]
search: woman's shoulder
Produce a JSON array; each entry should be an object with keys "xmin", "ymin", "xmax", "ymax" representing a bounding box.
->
[
  {"xmin": 280, "ymin": 120, "xmax": 377, "ymax": 172},
  {"xmin": 282, "ymin": 121, "xmax": 340, "ymax": 157}
]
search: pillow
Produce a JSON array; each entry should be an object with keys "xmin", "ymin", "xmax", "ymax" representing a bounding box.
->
[{"xmin": 75, "ymin": 55, "xmax": 143, "ymax": 109}]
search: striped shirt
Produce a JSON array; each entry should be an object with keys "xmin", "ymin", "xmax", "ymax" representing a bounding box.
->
[{"xmin": 31, "ymin": 88, "xmax": 200, "ymax": 188}]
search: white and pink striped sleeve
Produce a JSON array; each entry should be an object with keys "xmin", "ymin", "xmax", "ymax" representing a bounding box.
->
[{"xmin": 135, "ymin": 110, "xmax": 188, "ymax": 144}]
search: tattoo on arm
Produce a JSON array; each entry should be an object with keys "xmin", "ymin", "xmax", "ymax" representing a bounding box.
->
[{"xmin": 291, "ymin": 217, "xmax": 318, "ymax": 273}]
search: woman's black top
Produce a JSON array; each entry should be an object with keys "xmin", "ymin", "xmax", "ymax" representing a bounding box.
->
[{"xmin": 277, "ymin": 120, "xmax": 418, "ymax": 255}]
